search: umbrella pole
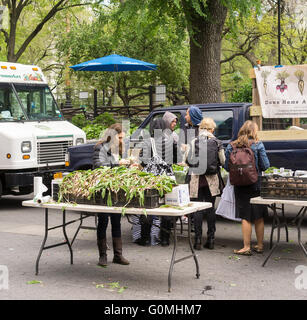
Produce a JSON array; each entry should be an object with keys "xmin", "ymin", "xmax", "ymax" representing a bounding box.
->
[{"xmin": 114, "ymin": 72, "xmax": 116, "ymax": 105}]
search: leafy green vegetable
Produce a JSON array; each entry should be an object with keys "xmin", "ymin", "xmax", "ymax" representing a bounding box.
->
[{"xmin": 58, "ymin": 166, "xmax": 177, "ymax": 214}]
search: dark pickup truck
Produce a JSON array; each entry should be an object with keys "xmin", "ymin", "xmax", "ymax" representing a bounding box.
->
[{"xmin": 65, "ymin": 103, "xmax": 307, "ymax": 171}]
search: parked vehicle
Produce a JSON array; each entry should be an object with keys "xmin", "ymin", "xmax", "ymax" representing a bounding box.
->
[
  {"xmin": 65, "ymin": 103, "xmax": 307, "ymax": 172},
  {"xmin": 0, "ymin": 62, "xmax": 86, "ymax": 198}
]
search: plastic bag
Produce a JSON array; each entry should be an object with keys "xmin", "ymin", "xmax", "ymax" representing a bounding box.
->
[
  {"xmin": 216, "ymin": 178, "xmax": 241, "ymax": 222},
  {"xmin": 143, "ymin": 138, "xmax": 174, "ymax": 176}
]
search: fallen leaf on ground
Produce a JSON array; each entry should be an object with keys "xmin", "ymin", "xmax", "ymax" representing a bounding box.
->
[{"xmin": 27, "ymin": 280, "xmax": 42, "ymax": 284}]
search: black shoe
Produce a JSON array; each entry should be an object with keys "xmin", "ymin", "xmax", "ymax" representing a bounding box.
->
[
  {"xmin": 193, "ymin": 237, "xmax": 202, "ymax": 250},
  {"xmin": 135, "ymin": 238, "xmax": 150, "ymax": 246},
  {"xmin": 161, "ymin": 238, "xmax": 169, "ymax": 247},
  {"xmin": 204, "ymin": 239, "xmax": 214, "ymax": 250}
]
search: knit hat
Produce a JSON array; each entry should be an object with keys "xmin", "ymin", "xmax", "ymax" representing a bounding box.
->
[{"xmin": 189, "ymin": 106, "xmax": 203, "ymax": 126}]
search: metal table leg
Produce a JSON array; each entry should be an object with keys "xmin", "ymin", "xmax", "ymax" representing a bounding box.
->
[
  {"xmin": 297, "ymin": 207, "xmax": 307, "ymax": 257},
  {"xmin": 269, "ymin": 204, "xmax": 288, "ymax": 249},
  {"xmin": 35, "ymin": 208, "xmax": 49, "ymax": 275},
  {"xmin": 167, "ymin": 215, "xmax": 200, "ymax": 292},
  {"xmin": 35, "ymin": 208, "xmax": 85, "ymax": 275},
  {"xmin": 168, "ymin": 216, "xmax": 177, "ymax": 292},
  {"xmin": 188, "ymin": 213, "xmax": 200, "ymax": 279},
  {"xmin": 62, "ymin": 210, "xmax": 73, "ymax": 265},
  {"xmin": 263, "ymin": 205, "xmax": 281, "ymax": 267}
]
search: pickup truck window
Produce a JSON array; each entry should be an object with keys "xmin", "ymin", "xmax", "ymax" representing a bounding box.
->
[
  {"xmin": 144, "ymin": 112, "xmax": 181, "ymax": 134},
  {"xmin": 131, "ymin": 112, "xmax": 181, "ymax": 142},
  {"xmin": 202, "ymin": 110, "xmax": 233, "ymax": 141}
]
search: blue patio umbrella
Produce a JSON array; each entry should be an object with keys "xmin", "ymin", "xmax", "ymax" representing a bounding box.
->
[{"xmin": 70, "ymin": 54, "xmax": 157, "ymax": 103}]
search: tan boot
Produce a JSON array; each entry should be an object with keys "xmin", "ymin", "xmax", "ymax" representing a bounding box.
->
[
  {"xmin": 97, "ymin": 239, "xmax": 107, "ymax": 266},
  {"xmin": 112, "ymin": 237, "xmax": 130, "ymax": 265}
]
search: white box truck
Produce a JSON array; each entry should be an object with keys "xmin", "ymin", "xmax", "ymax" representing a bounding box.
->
[{"xmin": 0, "ymin": 62, "xmax": 86, "ymax": 198}]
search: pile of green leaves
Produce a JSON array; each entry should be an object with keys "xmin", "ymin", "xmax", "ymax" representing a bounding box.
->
[{"xmin": 58, "ymin": 166, "xmax": 177, "ymax": 212}]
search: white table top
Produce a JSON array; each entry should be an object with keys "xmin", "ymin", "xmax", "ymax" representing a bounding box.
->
[
  {"xmin": 22, "ymin": 200, "xmax": 212, "ymax": 217},
  {"xmin": 251, "ymin": 196, "xmax": 307, "ymax": 207}
]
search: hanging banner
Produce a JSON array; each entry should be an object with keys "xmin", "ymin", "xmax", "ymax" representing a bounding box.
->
[{"xmin": 254, "ymin": 64, "xmax": 307, "ymax": 118}]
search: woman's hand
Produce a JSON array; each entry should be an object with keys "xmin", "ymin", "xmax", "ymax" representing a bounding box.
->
[
  {"xmin": 119, "ymin": 159, "xmax": 130, "ymax": 166},
  {"xmin": 129, "ymin": 163, "xmax": 142, "ymax": 170}
]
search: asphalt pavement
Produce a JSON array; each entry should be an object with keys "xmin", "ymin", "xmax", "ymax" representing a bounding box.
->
[{"xmin": 0, "ymin": 193, "xmax": 306, "ymax": 300}]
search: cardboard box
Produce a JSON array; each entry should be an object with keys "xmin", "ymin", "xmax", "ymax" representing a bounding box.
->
[{"xmin": 165, "ymin": 184, "xmax": 190, "ymax": 207}]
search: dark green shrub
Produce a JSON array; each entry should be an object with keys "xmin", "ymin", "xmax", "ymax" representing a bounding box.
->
[
  {"xmin": 93, "ymin": 112, "xmax": 116, "ymax": 127},
  {"xmin": 230, "ymin": 82, "xmax": 252, "ymax": 103},
  {"xmin": 71, "ymin": 114, "xmax": 90, "ymax": 129}
]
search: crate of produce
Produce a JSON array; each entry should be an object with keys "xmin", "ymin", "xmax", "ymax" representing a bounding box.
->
[
  {"xmin": 260, "ymin": 175, "xmax": 307, "ymax": 200},
  {"xmin": 56, "ymin": 167, "xmax": 177, "ymax": 212},
  {"xmin": 109, "ymin": 189, "xmax": 161, "ymax": 209},
  {"xmin": 75, "ymin": 196, "xmax": 95, "ymax": 205},
  {"xmin": 126, "ymin": 189, "xmax": 161, "ymax": 209},
  {"xmin": 94, "ymin": 189, "xmax": 163, "ymax": 209}
]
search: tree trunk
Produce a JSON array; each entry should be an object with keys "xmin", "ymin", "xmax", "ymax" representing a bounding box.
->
[{"xmin": 188, "ymin": 0, "xmax": 227, "ymax": 104}]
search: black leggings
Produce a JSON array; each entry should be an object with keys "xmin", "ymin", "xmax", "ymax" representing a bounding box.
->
[
  {"xmin": 97, "ymin": 213, "xmax": 121, "ymax": 240},
  {"xmin": 192, "ymin": 186, "xmax": 216, "ymax": 239}
]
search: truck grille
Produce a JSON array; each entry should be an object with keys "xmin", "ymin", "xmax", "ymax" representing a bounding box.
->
[{"xmin": 37, "ymin": 140, "xmax": 73, "ymax": 164}]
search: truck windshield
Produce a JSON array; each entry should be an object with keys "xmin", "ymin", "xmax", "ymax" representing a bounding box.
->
[
  {"xmin": 13, "ymin": 83, "xmax": 63, "ymax": 121},
  {"xmin": 0, "ymin": 83, "xmax": 26, "ymax": 121}
]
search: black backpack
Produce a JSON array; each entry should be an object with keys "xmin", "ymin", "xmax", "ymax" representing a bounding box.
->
[{"xmin": 188, "ymin": 136, "xmax": 219, "ymax": 175}]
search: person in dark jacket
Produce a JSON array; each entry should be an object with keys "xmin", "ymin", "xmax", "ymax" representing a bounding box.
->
[
  {"xmin": 185, "ymin": 118, "xmax": 225, "ymax": 250},
  {"xmin": 136, "ymin": 117, "xmax": 178, "ymax": 246},
  {"xmin": 93, "ymin": 123, "xmax": 130, "ymax": 267},
  {"xmin": 224, "ymin": 120, "xmax": 270, "ymax": 256},
  {"xmin": 183, "ymin": 106, "xmax": 203, "ymax": 143}
]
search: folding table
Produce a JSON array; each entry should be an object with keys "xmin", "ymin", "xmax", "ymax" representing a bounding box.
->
[
  {"xmin": 22, "ymin": 200, "xmax": 211, "ymax": 292},
  {"xmin": 250, "ymin": 196, "xmax": 307, "ymax": 267}
]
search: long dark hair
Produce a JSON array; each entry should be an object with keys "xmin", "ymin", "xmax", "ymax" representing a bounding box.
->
[{"xmin": 96, "ymin": 123, "xmax": 124, "ymax": 156}]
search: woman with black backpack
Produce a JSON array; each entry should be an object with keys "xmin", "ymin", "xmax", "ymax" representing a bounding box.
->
[
  {"xmin": 185, "ymin": 118, "xmax": 225, "ymax": 250},
  {"xmin": 224, "ymin": 120, "xmax": 270, "ymax": 256}
]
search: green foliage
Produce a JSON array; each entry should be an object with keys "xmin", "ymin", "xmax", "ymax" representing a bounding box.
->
[
  {"xmin": 57, "ymin": 6, "xmax": 189, "ymax": 106},
  {"xmin": 58, "ymin": 166, "xmax": 177, "ymax": 214},
  {"xmin": 82, "ymin": 124, "xmax": 104, "ymax": 140},
  {"xmin": 71, "ymin": 114, "xmax": 90, "ymax": 129},
  {"xmin": 92, "ymin": 112, "xmax": 116, "ymax": 127},
  {"xmin": 230, "ymin": 81, "xmax": 252, "ymax": 103}
]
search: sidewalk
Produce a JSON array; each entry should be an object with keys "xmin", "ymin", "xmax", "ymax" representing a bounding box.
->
[{"xmin": 0, "ymin": 194, "xmax": 306, "ymax": 300}]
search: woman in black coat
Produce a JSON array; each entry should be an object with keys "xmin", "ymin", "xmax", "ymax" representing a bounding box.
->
[
  {"xmin": 138, "ymin": 118, "xmax": 178, "ymax": 246},
  {"xmin": 93, "ymin": 123, "xmax": 130, "ymax": 267}
]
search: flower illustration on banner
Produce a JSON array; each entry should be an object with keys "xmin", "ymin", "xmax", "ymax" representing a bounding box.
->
[
  {"xmin": 276, "ymin": 71, "xmax": 290, "ymax": 93},
  {"xmin": 261, "ymin": 70, "xmax": 270, "ymax": 95},
  {"xmin": 294, "ymin": 70, "xmax": 304, "ymax": 95}
]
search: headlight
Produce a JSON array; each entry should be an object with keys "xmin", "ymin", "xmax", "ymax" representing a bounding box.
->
[
  {"xmin": 65, "ymin": 152, "xmax": 70, "ymax": 167},
  {"xmin": 76, "ymin": 138, "xmax": 84, "ymax": 145},
  {"xmin": 21, "ymin": 141, "xmax": 32, "ymax": 153}
]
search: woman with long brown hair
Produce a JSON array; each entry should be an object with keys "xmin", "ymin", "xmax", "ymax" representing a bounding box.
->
[
  {"xmin": 93, "ymin": 123, "xmax": 130, "ymax": 266},
  {"xmin": 224, "ymin": 120, "xmax": 270, "ymax": 255}
]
